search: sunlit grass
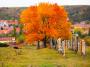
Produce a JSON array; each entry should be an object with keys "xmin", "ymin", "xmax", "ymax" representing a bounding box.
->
[{"xmin": 0, "ymin": 45, "xmax": 90, "ymax": 67}]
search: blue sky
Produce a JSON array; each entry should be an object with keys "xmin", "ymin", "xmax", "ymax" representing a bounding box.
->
[{"xmin": 0, "ymin": 0, "xmax": 90, "ymax": 7}]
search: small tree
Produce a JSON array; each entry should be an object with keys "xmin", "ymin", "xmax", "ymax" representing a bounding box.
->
[
  {"xmin": 88, "ymin": 28, "xmax": 90, "ymax": 36},
  {"xmin": 19, "ymin": 24, "xmax": 23, "ymax": 35},
  {"xmin": 12, "ymin": 24, "xmax": 17, "ymax": 37}
]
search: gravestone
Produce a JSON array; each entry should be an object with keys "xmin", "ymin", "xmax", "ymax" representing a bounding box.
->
[
  {"xmin": 67, "ymin": 40, "xmax": 71, "ymax": 49},
  {"xmin": 50, "ymin": 38, "xmax": 53, "ymax": 48},
  {"xmin": 62, "ymin": 40, "xmax": 65, "ymax": 56},
  {"xmin": 78, "ymin": 40, "xmax": 80, "ymax": 52},
  {"xmin": 57, "ymin": 38, "xmax": 61, "ymax": 49},
  {"xmin": 71, "ymin": 36, "xmax": 74, "ymax": 50},
  {"xmin": 81, "ymin": 40, "xmax": 86, "ymax": 56},
  {"xmin": 73, "ymin": 36, "xmax": 76, "ymax": 51},
  {"xmin": 57, "ymin": 38, "xmax": 63, "ymax": 54},
  {"xmin": 70, "ymin": 39, "xmax": 73, "ymax": 49},
  {"xmin": 65, "ymin": 40, "xmax": 68, "ymax": 49},
  {"xmin": 74, "ymin": 35, "xmax": 78, "ymax": 52}
]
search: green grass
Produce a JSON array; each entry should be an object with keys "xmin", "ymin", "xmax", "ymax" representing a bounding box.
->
[{"xmin": 0, "ymin": 45, "xmax": 90, "ymax": 67}]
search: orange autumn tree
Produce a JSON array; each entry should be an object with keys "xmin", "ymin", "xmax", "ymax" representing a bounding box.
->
[
  {"xmin": 20, "ymin": 3, "xmax": 71, "ymax": 47},
  {"xmin": 20, "ymin": 6, "xmax": 44, "ymax": 43}
]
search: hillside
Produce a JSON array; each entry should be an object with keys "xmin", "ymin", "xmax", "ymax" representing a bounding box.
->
[
  {"xmin": 0, "ymin": 7, "xmax": 25, "ymax": 20},
  {"xmin": 0, "ymin": 6, "xmax": 90, "ymax": 23},
  {"xmin": 65, "ymin": 5, "xmax": 90, "ymax": 23}
]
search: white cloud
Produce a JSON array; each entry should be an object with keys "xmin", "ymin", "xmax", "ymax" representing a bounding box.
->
[{"xmin": 0, "ymin": 0, "xmax": 90, "ymax": 7}]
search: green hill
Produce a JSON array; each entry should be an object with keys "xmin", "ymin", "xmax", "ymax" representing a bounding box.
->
[
  {"xmin": 0, "ymin": 6, "xmax": 90, "ymax": 23},
  {"xmin": 65, "ymin": 5, "xmax": 90, "ymax": 23}
]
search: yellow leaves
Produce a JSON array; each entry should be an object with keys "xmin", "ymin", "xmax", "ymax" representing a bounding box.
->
[{"xmin": 74, "ymin": 27, "xmax": 84, "ymax": 34}]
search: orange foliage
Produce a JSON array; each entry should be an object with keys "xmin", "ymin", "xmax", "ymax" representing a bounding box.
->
[{"xmin": 20, "ymin": 3, "xmax": 71, "ymax": 43}]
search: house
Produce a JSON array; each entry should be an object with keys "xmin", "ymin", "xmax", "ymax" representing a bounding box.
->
[
  {"xmin": 0, "ymin": 37, "xmax": 16, "ymax": 43},
  {"xmin": 72, "ymin": 21, "xmax": 90, "ymax": 34},
  {"xmin": 0, "ymin": 20, "xmax": 20, "ymax": 34}
]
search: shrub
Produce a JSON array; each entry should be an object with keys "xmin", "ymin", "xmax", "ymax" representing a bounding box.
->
[
  {"xmin": 84, "ymin": 36, "xmax": 90, "ymax": 46},
  {"xmin": 16, "ymin": 34, "xmax": 25, "ymax": 44},
  {"xmin": 0, "ymin": 43, "xmax": 9, "ymax": 47}
]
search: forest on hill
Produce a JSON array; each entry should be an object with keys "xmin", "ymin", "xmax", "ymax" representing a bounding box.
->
[
  {"xmin": 65, "ymin": 5, "xmax": 90, "ymax": 23},
  {"xmin": 0, "ymin": 6, "xmax": 90, "ymax": 23}
]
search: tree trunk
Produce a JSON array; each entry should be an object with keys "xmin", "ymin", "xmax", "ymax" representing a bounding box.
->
[
  {"xmin": 51, "ymin": 38, "xmax": 57, "ymax": 49},
  {"xmin": 43, "ymin": 36, "xmax": 47, "ymax": 48},
  {"xmin": 54, "ymin": 39, "xmax": 57, "ymax": 49},
  {"xmin": 52, "ymin": 38, "xmax": 55, "ymax": 48},
  {"xmin": 50, "ymin": 38, "xmax": 53, "ymax": 48},
  {"xmin": 37, "ymin": 41, "xmax": 40, "ymax": 49}
]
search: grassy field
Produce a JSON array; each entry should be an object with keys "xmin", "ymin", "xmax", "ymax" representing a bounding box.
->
[{"xmin": 0, "ymin": 45, "xmax": 90, "ymax": 67}]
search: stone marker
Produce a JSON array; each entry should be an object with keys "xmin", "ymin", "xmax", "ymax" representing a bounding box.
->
[
  {"xmin": 62, "ymin": 40, "xmax": 65, "ymax": 56},
  {"xmin": 78, "ymin": 40, "xmax": 80, "ymax": 52},
  {"xmin": 68, "ymin": 40, "xmax": 71, "ymax": 49},
  {"xmin": 57, "ymin": 38, "xmax": 61, "ymax": 49},
  {"xmin": 81, "ymin": 40, "xmax": 86, "ymax": 56},
  {"xmin": 57, "ymin": 38, "xmax": 63, "ymax": 54}
]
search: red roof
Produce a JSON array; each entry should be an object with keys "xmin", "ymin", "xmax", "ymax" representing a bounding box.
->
[
  {"xmin": 0, "ymin": 30, "xmax": 11, "ymax": 34},
  {"xmin": 0, "ymin": 20, "xmax": 18, "ymax": 25},
  {"xmin": 73, "ymin": 23, "xmax": 90, "ymax": 28},
  {"xmin": 16, "ymin": 28, "xmax": 20, "ymax": 33},
  {"xmin": 0, "ymin": 37, "xmax": 15, "ymax": 41},
  {"xmin": 0, "ymin": 20, "xmax": 20, "ymax": 34},
  {"xmin": 0, "ymin": 27, "xmax": 20, "ymax": 34}
]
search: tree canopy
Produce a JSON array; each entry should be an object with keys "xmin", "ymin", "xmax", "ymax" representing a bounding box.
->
[{"xmin": 20, "ymin": 3, "xmax": 71, "ymax": 43}]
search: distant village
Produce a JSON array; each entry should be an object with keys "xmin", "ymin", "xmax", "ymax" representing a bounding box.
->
[
  {"xmin": 0, "ymin": 20, "xmax": 21, "ymax": 42},
  {"xmin": 0, "ymin": 20, "xmax": 20, "ymax": 34},
  {"xmin": 0, "ymin": 20, "xmax": 90, "ymax": 43},
  {"xmin": 72, "ymin": 21, "xmax": 90, "ymax": 35},
  {"xmin": 0, "ymin": 20, "xmax": 90, "ymax": 35}
]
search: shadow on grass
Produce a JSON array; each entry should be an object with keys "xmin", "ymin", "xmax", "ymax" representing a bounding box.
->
[{"xmin": 0, "ymin": 43, "xmax": 9, "ymax": 47}]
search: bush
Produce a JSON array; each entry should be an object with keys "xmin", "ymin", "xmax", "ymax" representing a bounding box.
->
[
  {"xmin": 0, "ymin": 43, "xmax": 9, "ymax": 47},
  {"xmin": 16, "ymin": 34, "xmax": 25, "ymax": 44},
  {"xmin": 84, "ymin": 36, "xmax": 90, "ymax": 46}
]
